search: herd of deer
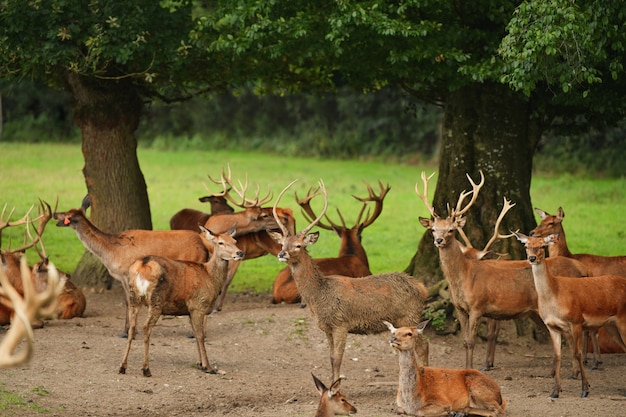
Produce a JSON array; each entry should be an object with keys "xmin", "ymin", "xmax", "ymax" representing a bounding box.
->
[{"xmin": 1, "ymin": 166, "xmax": 626, "ymax": 416}]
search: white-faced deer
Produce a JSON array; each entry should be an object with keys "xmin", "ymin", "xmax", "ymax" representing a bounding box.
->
[
  {"xmin": 269, "ymin": 180, "xmax": 429, "ymax": 382},
  {"xmin": 312, "ymin": 373, "xmax": 357, "ymax": 417},
  {"xmin": 384, "ymin": 320, "xmax": 506, "ymax": 416},
  {"xmin": 169, "ymin": 195, "xmax": 234, "ymax": 231},
  {"xmin": 53, "ymin": 197, "xmax": 214, "ymax": 337},
  {"xmin": 417, "ymin": 172, "xmax": 591, "ymax": 373},
  {"xmin": 271, "ymin": 181, "xmax": 388, "ymax": 304},
  {"xmin": 119, "ymin": 224, "xmax": 243, "ymax": 377},
  {"xmin": 514, "ymin": 232, "xmax": 626, "ymax": 398},
  {"xmin": 0, "ymin": 254, "xmax": 65, "ymax": 368}
]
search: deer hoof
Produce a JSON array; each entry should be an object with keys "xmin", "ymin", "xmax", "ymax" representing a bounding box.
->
[
  {"xmin": 142, "ymin": 368, "xmax": 152, "ymax": 377},
  {"xmin": 118, "ymin": 367, "xmax": 126, "ymax": 375},
  {"xmin": 581, "ymin": 390, "xmax": 589, "ymax": 398},
  {"xmin": 550, "ymin": 392, "xmax": 559, "ymax": 399}
]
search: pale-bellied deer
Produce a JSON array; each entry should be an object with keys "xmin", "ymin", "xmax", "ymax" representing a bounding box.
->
[
  {"xmin": 119, "ymin": 224, "xmax": 243, "ymax": 377},
  {"xmin": 312, "ymin": 373, "xmax": 357, "ymax": 417},
  {"xmin": 53, "ymin": 197, "xmax": 213, "ymax": 337},
  {"xmin": 271, "ymin": 181, "xmax": 388, "ymax": 304},
  {"xmin": 0, "ymin": 255, "xmax": 65, "ymax": 368},
  {"xmin": 384, "ymin": 320, "xmax": 507, "ymax": 416},
  {"xmin": 515, "ymin": 232, "xmax": 626, "ymax": 398},
  {"xmin": 269, "ymin": 180, "xmax": 429, "ymax": 382},
  {"xmin": 417, "ymin": 172, "xmax": 591, "ymax": 373},
  {"xmin": 169, "ymin": 194, "xmax": 234, "ymax": 231}
]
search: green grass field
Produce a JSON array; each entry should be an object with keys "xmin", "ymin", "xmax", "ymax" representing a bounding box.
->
[{"xmin": 1, "ymin": 142, "xmax": 625, "ymax": 294}]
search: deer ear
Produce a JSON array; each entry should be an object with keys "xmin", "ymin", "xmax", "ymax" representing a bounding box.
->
[
  {"xmin": 415, "ymin": 319, "xmax": 430, "ymax": 334},
  {"xmin": 418, "ymin": 217, "xmax": 432, "ymax": 229},
  {"xmin": 556, "ymin": 207, "xmax": 565, "ymax": 220},
  {"xmin": 312, "ymin": 373, "xmax": 326, "ymax": 395},
  {"xmin": 456, "ymin": 217, "xmax": 467, "ymax": 228},
  {"xmin": 304, "ymin": 231, "xmax": 319, "ymax": 245},
  {"xmin": 383, "ymin": 320, "xmax": 396, "ymax": 332}
]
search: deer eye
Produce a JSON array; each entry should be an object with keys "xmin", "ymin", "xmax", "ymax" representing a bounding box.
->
[{"xmin": 407, "ymin": 332, "xmax": 413, "ymax": 337}]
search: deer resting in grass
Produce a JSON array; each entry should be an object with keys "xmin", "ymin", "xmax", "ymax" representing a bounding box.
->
[
  {"xmin": 269, "ymin": 179, "xmax": 429, "ymax": 382},
  {"xmin": 515, "ymin": 232, "xmax": 626, "ymax": 398},
  {"xmin": 385, "ymin": 320, "xmax": 506, "ymax": 416},
  {"xmin": 119, "ymin": 224, "xmax": 243, "ymax": 377},
  {"xmin": 312, "ymin": 373, "xmax": 357, "ymax": 417},
  {"xmin": 417, "ymin": 172, "xmax": 593, "ymax": 374},
  {"xmin": 272, "ymin": 181, "xmax": 388, "ymax": 304}
]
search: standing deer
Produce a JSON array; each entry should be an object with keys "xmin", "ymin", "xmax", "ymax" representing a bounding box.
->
[
  {"xmin": 269, "ymin": 179, "xmax": 429, "ymax": 382},
  {"xmin": 272, "ymin": 181, "xmax": 388, "ymax": 304},
  {"xmin": 312, "ymin": 373, "xmax": 357, "ymax": 417},
  {"xmin": 384, "ymin": 320, "xmax": 506, "ymax": 416},
  {"xmin": 119, "ymin": 224, "xmax": 243, "ymax": 377},
  {"xmin": 417, "ymin": 172, "xmax": 592, "ymax": 373},
  {"xmin": 531, "ymin": 207, "xmax": 626, "ymax": 358},
  {"xmin": 514, "ymin": 232, "xmax": 626, "ymax": 398}
]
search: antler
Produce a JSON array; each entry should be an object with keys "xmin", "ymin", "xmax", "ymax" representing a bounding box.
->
[
  {"xmin": 0, "ymin": 255, "xmax": 65, "ymax": 368},
  {"xmin": 3, "ymin": 200, "xmax": 53, "ymax": 254},
  {"xmin": 415, "ymin": 172, "xmax": 437, "ymax": 218},
  {"xmin": 450, "ymin": 171, "xmax": 485, "ymax": 218},
  {"xmin": 352, "ymin": 180, "xmax": 390, "ymax": 229},
  {"xmin": 207, "ymin": 165, "xmax": 273, "ymax": 208},
  {"xmin": 482, "ymin": 197, "xmax": 518, "ymax": 252},
  {"xmin": 295, "ymin": 186, "xmax": 335, "ymax": 231},
  {"xmin": 275, "ymin": 180, "xmax": 328, "ymax": 237},
  {"xmin": 0, "ymin": 204, "xmax": 35, "ymax": 240}
]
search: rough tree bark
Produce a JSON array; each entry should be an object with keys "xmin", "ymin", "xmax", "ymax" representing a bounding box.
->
[
  {"xmin": 64, "ymin": 73, "xmax": 152, "ymax": 289},
  {"xmin": 406, "ymin": 82, "xmax": 542, "ymax": 286}
]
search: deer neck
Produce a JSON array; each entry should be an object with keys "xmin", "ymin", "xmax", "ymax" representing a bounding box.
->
[
  {"xmin": 287, "ymin": 250, "xmax": 325, "ymax": 300},
  {"xmin": 436, "ymin": 237, "xmax": 468, "ymax": 291},
  {"xmin": 396, "ymin": 348, "xmax": 421, "ymax": 414},
  {"xmin": 530, "ymin": 259, "xmax": 559, "ymax": 302},
  {"xmin": 72, "ymin": 217, "xmax": 119, "ymax": 266},
  {"xmin": 205, "ymin": 254, "xmax": 230, "ymax": 287},
  {"xmin": 338, "ymin": 230, "xmax": 369, "ymax": 268}
]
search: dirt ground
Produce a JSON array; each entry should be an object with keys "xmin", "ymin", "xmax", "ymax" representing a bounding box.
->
[{"xmin": 2, "ymin": 286, "xmax": 626, "ymax": 417}]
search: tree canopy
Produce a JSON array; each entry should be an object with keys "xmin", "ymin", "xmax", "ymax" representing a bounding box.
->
[{"xmin": 1, "ymin": 0, "xmax": 625, "ymax": 288}]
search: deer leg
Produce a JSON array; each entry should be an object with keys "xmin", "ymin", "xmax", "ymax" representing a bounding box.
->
[
  {"xmin": 465, "ymin": 311, "xmax": 481, "ymax": 370},
  {"xmin": 141, "ymin": 306, "xmax": 162, "ymax": 377},
  {"xmin": 415, "ymin": 403, "xmax": 450, "ymax": 416},
  {"xmin": 212, "ymin": 260, "xmax": 240, "ymax": 314},
  {"xmin": 547, "ymin": 327, "xmax": 563, "ymax": 398},
  {"xmin": 603, "ymin": 322, "xmax": 626, "ymax": 353},
  {"xmin": 119, "ymin": 303, "xmax": 141, "ymax": 374},
  {"xmin": 570, "ymin": 325, "xmax": 590, "ymax": 397},
  {"xmin": 189, "ymin": 310, "xmax": 215, "ymax": 373},
  {"xmin": 587, "ymin": 329, "xmax": 602, "ymax": 370},
  {"xmin": 120, "ymin": 278, "xmax": 132, "ymax": 338},
  {"xmin": 456, "ymin": 311, "xmax": 472, "ymax": 368},
  {"xmin": 328, "ymin": 328, "xmax": 348, "ymax": 382},
  {"xmin": 482, "ymin": 319, "xmax": 500, "ymax": 371}
]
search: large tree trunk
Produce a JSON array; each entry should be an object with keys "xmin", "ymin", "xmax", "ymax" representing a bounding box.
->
[
  {"xmin": 65, "ymin": 73, "xmax": 152, "ymax": 289},
  {"xmin": 406, "ymin": 82, "xmax": 541, "ymax": 286}
]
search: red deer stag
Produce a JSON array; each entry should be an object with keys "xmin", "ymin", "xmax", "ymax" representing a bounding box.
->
[
  {"xmin": 312, "ymin": 373, "xmax": 357, "ymax": 417},
  {"xmin": 197, "ymin": 167, "xmax": 296, "ymax": 313},
  {"xmin": 269, "ymin": 179, "xmax": 429, "ymax": 382},
  {"xmin": 0, "ymin": 254, "xmax": 64, "ymax": 368},
  {"xmin": 417, "ymin": 172, "xmax": 592, "ymax": 374},
  {"xmin": 514, "ymin": 232, "xmax": 626, "ymax": 398},
  {"xmin": 384, "ymin": 320, "xmax": 506, "ymax": 416},
  {"xmin": 272, "ymin": 181, "xmax": 389, "ymax": 304},
  {"xmin": 53, "ymin": 190, "xmax": 276, "ymax": 337},
  {"xmin": 119, "ymin": 224, "xmax": 243, "ymax": 377}
]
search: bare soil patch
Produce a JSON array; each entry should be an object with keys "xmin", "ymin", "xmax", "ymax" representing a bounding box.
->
[{"xmin": 2, "ymin": 287, "xmax": 626, "ymax": 416}]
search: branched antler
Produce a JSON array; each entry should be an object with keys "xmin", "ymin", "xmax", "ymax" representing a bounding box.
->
[
  {"xmin": 206, "ymin": 164, "xmax": 273, "ymax": 208},
  {"xmin": 0, "ymin": 255, "xmax": 65, "ymax": 368}
]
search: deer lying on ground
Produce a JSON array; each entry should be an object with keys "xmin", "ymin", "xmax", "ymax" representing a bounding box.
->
[
  {"xmin": 169, "ymin": 195, "xmax": 234, "ymax": 231},
  {"xmin": 119, "ymin": 224, "xmax": 243, "ymax": 377},
  {"xmin": 384, "ymin": 320, "xmax": 507, "ymax": 416},
  {"xmin": 1, "ymin": 201, "xmax": 83, "ymax": 323},
  {"xmin": 515, "ymin": 232, "xmax": 626, "ymax": 398},
  {"xmin": 272, "ymin": 181, "xmax": 388, "ymax": 304},
  {"xmin": 0, "ymin": 254, "xmax": 64, "ymax": 368},
  {"xmin": 269, "ymin": 179, "xmax": 429, "ymax": 382},
  {"xmin": 417, "ymin": 172, "xmax": 593, "ymax": 374},
  {"xmin": 312, "ymin": 373, "xmax": 357, "ymax": 417}
]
